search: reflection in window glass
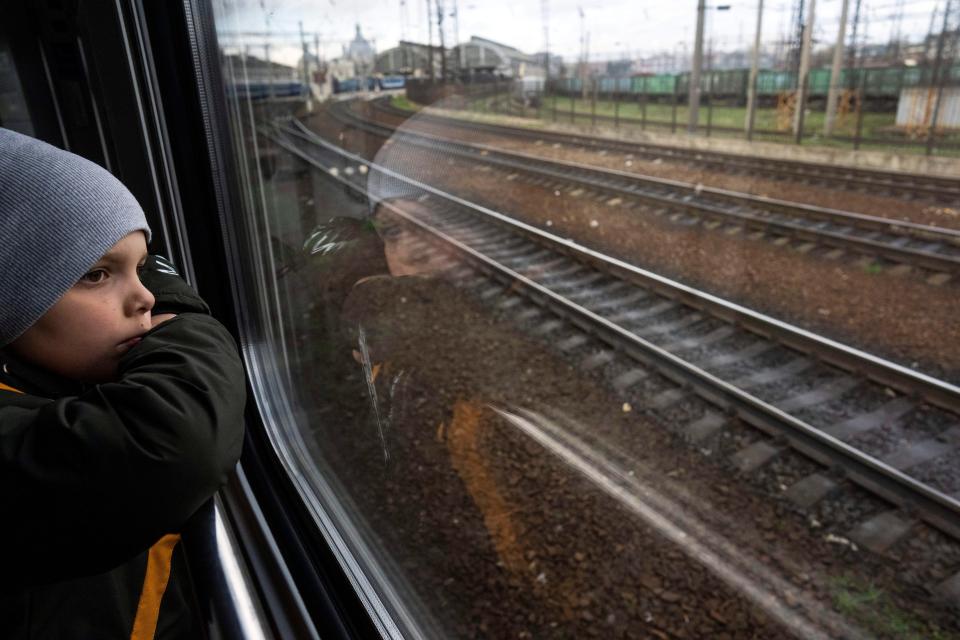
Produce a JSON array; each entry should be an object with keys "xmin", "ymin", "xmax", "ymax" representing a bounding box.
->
[
  {"xmin": 212, "ymin": 1, "xmax": 960, "ymax": 637},
  {"xmin": 0, "ymin": 36, "xmax": 34, "ymax": 135}
]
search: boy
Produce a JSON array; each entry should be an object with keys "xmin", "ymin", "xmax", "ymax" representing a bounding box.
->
[{"xmin": 0, "ymin": 127, "xmax": 245, "ymax": 637}]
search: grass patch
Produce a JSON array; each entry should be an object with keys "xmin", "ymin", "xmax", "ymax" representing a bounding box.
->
[
  {"xmin": 829, "ymin": 575, "xmax": 954, "ymax": 639},
  {"xmin": 390, "ymin": 94, "xmax": 422, "ymax": 112},
  {"xmin": 462, "ymin": 94, "xmax": 960, "ymax": 157}
]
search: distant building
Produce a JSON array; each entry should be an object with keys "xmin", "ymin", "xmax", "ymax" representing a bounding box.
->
[
  {"xmin": 224, "ymin": 53, "xmax": 297, "ymax": 84},
  {"xmin": 374, "ymin": 41, "xmax": 436, "ymax": 77},
  {"xmin": 451, "ymin": 36, "xmax": 544, "ymax": 79},
  {"xmin": 532, "ymin": 51, "xmax": 564, "ymax": 78},
  {"xmin": 327, "ymin": 58, "xmax": 358, "ymax": 82},
  {"xmin": 343, "ymin": 24, "xmax": 375, "ymax": 75}
]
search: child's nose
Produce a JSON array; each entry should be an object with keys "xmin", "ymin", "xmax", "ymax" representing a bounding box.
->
[{"xmin": 128, "ymin": 278, "xmax": 155, "ymax": 316}]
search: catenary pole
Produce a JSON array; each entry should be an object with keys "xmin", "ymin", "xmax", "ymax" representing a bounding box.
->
[
  {"xmin": 824, "ymin": 0, "xmax": 850, "ymax": 135},
  {"xmin": 426, "ymin": 0, "xmax": 435, "ymax": 81},
  {"xmin": 745, "ymin": 0, "xmax": 764, "ymax": 138},
  {"xmin": 542, "ymin": 0, "xmax": 550, "ymax": 83},
  {"xmin": 926, "ymin": 0, "xmax": 954, "ymax": 155},
  {"xmin": 299, "ymin": 21, "xmax": 312, "ymax": 110},
  {"xmin": 792, "ymin": 0, "xmax": 816, "ymax": 139},
  {"xmin": 689, "ymin": 0, "xmax": 706, "ymax": 132}
]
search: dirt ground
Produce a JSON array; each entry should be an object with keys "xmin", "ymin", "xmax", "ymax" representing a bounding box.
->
[{"xmin": 283, "ymin": 259, "xmax": 959, "ymax": 639}]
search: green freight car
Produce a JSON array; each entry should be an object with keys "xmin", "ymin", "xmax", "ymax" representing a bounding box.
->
[{"xmin": 549, "ymin": 63, "xmax": 960, "ymax": 107}]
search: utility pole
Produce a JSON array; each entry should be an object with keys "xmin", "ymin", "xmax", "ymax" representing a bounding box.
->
[
  {"xmin": 261, "ymin": 1, "xmax": 272, "ymax": 101},
  {"xmin": 299, "ymin": 21, "xmax": 312, "ymax": 110},
  {"xmin": 579, "ymin": 6, "xmax": 588, "ymax": 99},
  {"xmin": 437, "ymin": 0, "xmax": 447, "ymax": 81},
  {"xmin": 792, "ymin": 0, "xmax": 816, "ymax": 139},
  {"xmin": 688, "ymin": 0, "xmax": 706, "ymax": 133},
  {"xmin": 824, "ymin": 0, "xmax": 850, "ymax": 135},
  {"xmin": 927, "ymin": 0, "xmax": 955, "ymax": 154},
  {"xmin": 890, "ymin": 0, "xmax": 905, "ymax": 61},
  {"xmin": 790, "ymin": 0, "xmax": 805, "ymax": 75},
  {"xmin": 426, "ymin": 0, "xmax": 435, "ymax": 81},
  {"xmin": 542, "ymin": 0, "xmax": 550, "ymax": 83},
  {"xmin": 847, "ymin": 0, "xmax": 862, "ymax": 89},
  {"xmin": 923, "ymin": 5, "xmax": 939, "ymax": 63},
  {"xmin": 453, "ymin": 0, "xmax": 462, "ymax": 80},
  {"xmin": 745, "ymin": 0, "xmax": 764, "ymax": 137}
]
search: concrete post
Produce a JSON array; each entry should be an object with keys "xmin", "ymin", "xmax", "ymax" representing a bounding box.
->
[
  {"xmin": 824, "ymin": 0, "xmax": 850, "ymax": 136},
  {"xmin": 688, "ymin": 0, "xmax": 706, "ymax": 132},
  {"xmin": 792, "ymin": 0, "xmax": 816, "ymax": 137},
  {"xmin": 745, "ymin": 0, "xmax": 764, "ymax": 137}
]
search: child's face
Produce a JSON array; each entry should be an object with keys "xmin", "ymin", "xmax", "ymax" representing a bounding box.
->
[{"xmin": 10, "ymin": 231, "xmax": 155, "ymax": 383}]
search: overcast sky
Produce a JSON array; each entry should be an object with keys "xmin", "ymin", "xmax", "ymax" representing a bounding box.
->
[{"xmin": 214, "ymin": 0, "xmax": 946, "ymax": 66}]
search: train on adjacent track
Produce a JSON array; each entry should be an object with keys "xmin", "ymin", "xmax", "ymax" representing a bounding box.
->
[{"xmin": 552, "ymin": 63, "xmax": 960, "ymax": 107}]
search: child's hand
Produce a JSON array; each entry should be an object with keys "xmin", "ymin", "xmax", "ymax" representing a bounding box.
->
[{"xmin": 151, "ymin": 313, "xmax": 177, "ymax": 328}]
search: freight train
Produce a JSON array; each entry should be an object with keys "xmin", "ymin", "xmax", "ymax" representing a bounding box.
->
[{"xmin": 552, "ymin": 64, "xmax": 960, "ymax": 107}]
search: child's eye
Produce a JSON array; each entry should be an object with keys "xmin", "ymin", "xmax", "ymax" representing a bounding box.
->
[{"xmin": 80, "ymin": 269, "xmax": 108, "ymax": 284}]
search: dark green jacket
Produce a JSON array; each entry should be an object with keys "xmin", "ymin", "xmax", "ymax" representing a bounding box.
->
[{"xmin": 0, "ymin": 257, "xmax": 245, "ymax": 638}]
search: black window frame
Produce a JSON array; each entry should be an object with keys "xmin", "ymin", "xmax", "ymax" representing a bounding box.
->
[{"xmin": 3, "ymin": 0, "xmax": 383, "ymax": 637}]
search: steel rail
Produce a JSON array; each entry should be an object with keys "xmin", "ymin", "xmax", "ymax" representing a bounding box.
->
[
  {"xmin": 270, "ymin": 120, "xmax": 960, "ymax": 541},
  {"xmin": 345, "ymin": 103, "xmax": 960, "ymax": 243},
  {"xmin": 373, "ymin": 98, "xmax": 960, "ymax": 202},
  {"xmin": 287, "ymin": 116, "xmax": 960, "ymax": 413},
  {"xmin": 333, "ymin": 105, "xmax": 960, "ymax": 275}
]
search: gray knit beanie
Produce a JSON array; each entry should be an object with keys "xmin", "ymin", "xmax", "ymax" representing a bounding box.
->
[{"xmin": 0, "ymin": 128, "xmax": 152, "ymax": 346}]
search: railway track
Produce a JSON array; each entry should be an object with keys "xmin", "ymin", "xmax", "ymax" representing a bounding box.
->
[
  {"xmin": 268, "ymin": 119, "xmax": 960, "ymax": 595},
  {"xmin": 330, "ymin": 101, "xmax": 960, "ymax": 281},
  {"xmin": 372, "ymin": 97, "xmax": 960, "ymax": 204}
]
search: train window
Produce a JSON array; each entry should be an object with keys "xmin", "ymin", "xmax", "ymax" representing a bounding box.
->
[
  {"xmin": 211, "ymin": 1, "xmax": 960, "ymax": 638},
  {"xmin": 0, "ymin": 36, "xmax": 34, "ymax": 135}
]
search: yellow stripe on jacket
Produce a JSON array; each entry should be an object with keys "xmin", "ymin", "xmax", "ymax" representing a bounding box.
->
[{"xmin": 130, "ymin": 534, "xmax": 181, "ymax": 640}]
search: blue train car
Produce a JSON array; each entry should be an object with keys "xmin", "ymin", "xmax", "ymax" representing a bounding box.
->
[
  {"xmin": 379, "ymin": 75, "xmax": 406, "ymax": 90},
  {"xmin": 227, "ymin": 81, "xmax": 306, "ymax": 100}
]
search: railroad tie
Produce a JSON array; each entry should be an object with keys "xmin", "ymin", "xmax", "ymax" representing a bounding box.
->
[
  {"xmin": 821, "ymin": 396, "xmax": 915, "ymax": 441},
  {"xmin": 700, "ymin": 340, "xmax": 775, "ymax": 370},
  {"xmin": 731, "ymin": 440, "xmax": 783, "ymax": 473},
  {"xmin": 661, "ymin": 325, "xmax": 736, "ymax": 353},
  {"xmin": 775, "ymin": 376, "xmax": 860, "ymax": 413},
  {"xmin": 731, "ymin": 356, "xmax": 814, "ymax": 391},
  {"xmin": 515, "ymin": 307, "xmax": 542, "ymax": 322},
  {"xmin": 612, "ymin": 368, "xmax": 648, "ymax": 392},
  {"xmin": 648, "ymin": 387, "xmax": 687, "ymax": 410},
  {"xmin": 557, "ymin": 334, "xmax": 589, "ymax": 352},
  {"xmin": 682, "ymin": 411, "xmax": 726, "ymax": 443},
  {"xmin": 847, "ymin": 510, "xmax": 916, "ymax": 555},
  {"xmin": 936, "ymin": 571, "xmax": 960, "ymax": 608},
  {"xmin": 581, "ymin": 350, "xmax": 615, "ymax": 372},
  {"xmin": 927, "ymin": 273, "xmax": 953, "ymax": 287},
  {"xmin": 633, "ymin": 315, "xmax": 701, "ymax": 339},
  {"xmin": 589, "ymin": 289, "xmax": 649, "ymax": 311},
  {"xmin": 610, "ymin": 300, "xmax": 675, "ymax": 324},
  {"xmin": 880, "ymin": 425, "xmax": 960, "ymax": 471},
  {"xmin": 497, "ymin": 296, "xmax": 525, "ymax": 310},
  {"xmin": 533, "ymin": 318, "xmax": 564, "ymax": 335},
  {"xmin": 783, "ymin": 473, "xmax": 839, "ymax": 510}
]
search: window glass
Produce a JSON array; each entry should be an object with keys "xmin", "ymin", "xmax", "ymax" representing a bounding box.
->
[
  {"xmin": 211, "ymin": 1, "xmax": 960, "ymax": 637},
  {"xmin": 0, "ymin": 36, "xmax": 34, "ymax": 135}
]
